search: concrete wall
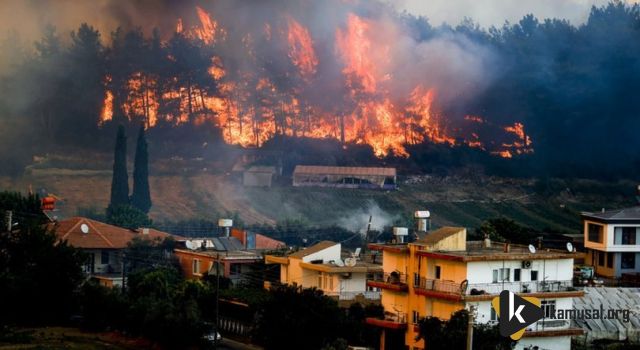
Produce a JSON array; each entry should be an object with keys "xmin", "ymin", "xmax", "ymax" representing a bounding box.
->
[{"xmin": 301, "ymin": 244, "xmax": 341, "ymax": 263}]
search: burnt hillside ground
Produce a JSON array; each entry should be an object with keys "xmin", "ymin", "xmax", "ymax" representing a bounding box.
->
[{"xmin": 0, "ymin": 157, "xmax": 635, "ymax": 233}]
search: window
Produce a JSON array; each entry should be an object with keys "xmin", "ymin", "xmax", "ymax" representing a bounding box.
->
[
  {"xmin": 541, "ymin": 300, "xmax": 556, "ymax": 318},
  {"xmin": 490, "ymin": 307, "xmax": 498, "ymax": 322},
  {"xmin": 621, "ymin": 253, "xmax": 636, "ymax": 269},
  {"xmin": 230, "ymin": 263, "xmax": 241, "ymax": 276},
  {"xmin": 598, "ymin": 251, "xmax": 605, "ymax": 266},
  {"xmin": 588, "ymin": 223, "xmax": 603, "ymax": 243},
  {"xmin": 414, "ymin": 273, "xmax": 420, "ymax": 287},
  {"xmin": 435, "ymin": 265, "xmax": 441, "ymax": 279},
  {"xmin": 318, "ymin": 274, "xmax": 322, "ymax": 288},
  {"xmin": 101, "ymin": 250, "xmax": 110, "ymax": 264},
  {"xmin": 607, "ymin": 252, "xmax": 614, "ymax": 268},
  {"xmin": 614, "ymin": 227, "xmax": 637, "ymax": 245},
  {"xmin": 531, "ymin": 270, "xmax": 539, "ymax": 281},
  {"xmin": 514, "ymin": 268, "xmax": 521, "ymax": 282},
  {"xmin": 412, "ymin": 310, "xmax": 420, "ymax": 324},
  {"xmin": 192, "ymin": 259, "xmax": 201, "ymax": 275},
  {"xmin": 493, "ymin": 268, "xmax": 510, "ymax": 282}
]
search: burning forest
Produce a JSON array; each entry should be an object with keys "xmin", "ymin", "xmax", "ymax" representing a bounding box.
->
[
  {"xmin": 2, "ymin": 0, "xmax": 640, "ymax": 179},
  {"xmin": 92, "ymin": 1, "xmax": 532, "ymax": 158}
]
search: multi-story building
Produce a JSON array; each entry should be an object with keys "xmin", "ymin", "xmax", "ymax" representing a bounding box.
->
[
  {"xmin": 582, "ymin": 207, "xmax": 640, "ymax": 277},
  {"xmin": 265, "ymin": 241, "xmax": 382, "ymax": 303},
  {"xmin": 367, "ymin": 227, "xmax": 584, "ymax": 350},
  {"xmin": 174, "ymin": 230, "xmax": 285, "ymax": 285},
  {"xmin": 51, "ymin": 217, "xmax": 179, "ymax": 287}
]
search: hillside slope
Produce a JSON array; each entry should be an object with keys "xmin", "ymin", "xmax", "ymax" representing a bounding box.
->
[{"xmin": 1, "ymin": 167, "xmax": 635, "ymax": 233}]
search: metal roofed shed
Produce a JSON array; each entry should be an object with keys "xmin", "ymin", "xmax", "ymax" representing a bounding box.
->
[
  {"xmin": 243, "ymin": 165, "xmax": 277, "ymax": 187},
  {"xmin": 292, "ymin": 165, "xmax": 397, "ymax": 190},
  {"xmin": 573, "ymin": 287, "xmax": 640, "ymax": 344}
]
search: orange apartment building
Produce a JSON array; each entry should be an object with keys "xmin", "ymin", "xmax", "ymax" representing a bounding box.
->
[
  {"xmin": 367, "ymin": 226, "xmax": 584, "ymax": 350},
  {"xmin": 174, "ymin": 228, "xmax": 285, "ymax": 285}
]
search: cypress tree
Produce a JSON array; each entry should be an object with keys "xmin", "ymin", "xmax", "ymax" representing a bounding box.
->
[
  {"xmin": 109, "ymin": 125, "xmax": 129, "ymax": 209},
  {"xmin": 131, "ymin": 124, "xmax": 152, "ymax": 213}
]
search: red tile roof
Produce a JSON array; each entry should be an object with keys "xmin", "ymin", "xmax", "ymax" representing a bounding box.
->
[{"xmin": 51, "ymin": 217, "xmax": 175, "ymax": 249}]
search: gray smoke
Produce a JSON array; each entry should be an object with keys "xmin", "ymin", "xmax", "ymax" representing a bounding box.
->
[{"xmin": 337, "ymin": 201, "xmax": 399, "ymax": 235}]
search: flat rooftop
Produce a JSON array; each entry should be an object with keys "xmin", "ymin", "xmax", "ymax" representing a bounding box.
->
[{"xmin": 370, "ymin": 241, "xmax": 583, "ymax": 261}]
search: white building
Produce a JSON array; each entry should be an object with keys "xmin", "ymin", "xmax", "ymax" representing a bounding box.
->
[{"xmin": 582, "ymin": 207, "xmax": 640, "ymax": 278}]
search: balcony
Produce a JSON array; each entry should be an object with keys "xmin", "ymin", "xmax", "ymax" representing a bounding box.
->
[
  {"xmin": 325, "ymin": 291, "xmax": 381, "ymax": 301},
  {"xmin": 366, "ymin": 311, "xmax": 408, "ymax": 330},
  {"xmin": 465, "ymin": 280, "xmax": 579, "ymax": 298},
  {"xmin": 414, "ymin": 277, "xmax": 465, "ymax": 301},
  {"xmin": 367, "ymin": 272, "xmax": 408, "ymax": 292}
]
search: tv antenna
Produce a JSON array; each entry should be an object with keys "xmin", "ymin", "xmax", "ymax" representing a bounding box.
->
[
  {"xmin": 528, "ymin": 244, "xmax": 536, "ymax": 254},
  {"xmin": 80, "ymin": 224, "xmax": 89, "ymax": 234}
]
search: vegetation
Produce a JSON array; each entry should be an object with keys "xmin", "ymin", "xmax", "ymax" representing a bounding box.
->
[
  {"xmin": 1, "ymin": 2, "xmax": 640, "ymax": 179},
  {"xmin": 106, "ymin": 204, "xmax": 152, "ymax": 229},
  {"xmin": 0, "ymin": 192, "xmax": 86, "ymax": 326},
  {"xmin": 131, "ymin": 124, "xmax": 152, "ymax": 214},
  {"xmin": 416, "ymin": 309, "xmax": 515, "ymax": 350},
  {"xmin": 252, "ymin": 284, "xmax": 382, "ymax": 350}
]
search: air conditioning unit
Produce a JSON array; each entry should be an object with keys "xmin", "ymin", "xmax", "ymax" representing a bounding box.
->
[{"xmin": 522, "ymin": 260, "xmax": 532, "ymax": 269}]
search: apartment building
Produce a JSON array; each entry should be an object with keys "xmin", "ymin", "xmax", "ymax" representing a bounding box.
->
[
  {"xmin": 367, "ymin": 227, "xmax": 584, "ymax": 350},
  {"xmin": 265, "ymin": 241, "xmax": 382, "ymax": 302},
  {"xmin": 582, "ymin": 206, "xmax": 640, "ymax": 278}
]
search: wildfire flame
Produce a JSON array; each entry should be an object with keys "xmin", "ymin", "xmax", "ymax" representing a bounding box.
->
[{"xmin": 99, "ymin": 7, "xmax": 534, "ymax": 159}]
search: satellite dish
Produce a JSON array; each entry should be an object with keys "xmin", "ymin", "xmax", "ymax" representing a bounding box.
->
[
  {"xmin": 345, "ymin": 258, "xmax": 357, "ymax": 267},
  {"xmin": 528, "ymin": 244, "xmax": 536, "ymax": 254},
  {"xmin": 80, "ymin": 224, "xmax": 89, "ymax": 234},
  {"xmin": 335, "ymin": 259, "xmax": 345, "ymax": 267},
  {"xmin": 566, "ymin": 242, "xmax": 574, "ymax": 253},
  {"xmin": 186, "ymin": 240, "xmax": 197, "ymax": 250}
]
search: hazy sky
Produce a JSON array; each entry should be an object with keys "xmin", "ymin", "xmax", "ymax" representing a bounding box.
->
[{"xmin": 390, "ymin": 0, "xmax": 638, "ymax": 27}]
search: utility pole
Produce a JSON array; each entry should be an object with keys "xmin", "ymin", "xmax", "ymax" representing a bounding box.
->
[
  {"xmin": 215, "ymin": 252, "xmax": 220, "ymax": 349},
  {"xmin": 5, "ymin": 210, "xmax": 12, "ymax": 232},
  {"xmin": 121, "ymin": 252, "xmax": 126, "ymax": 293},
  {"xmin": 466, "ymin": 305, "xmax": 476, "ymax": 350}
]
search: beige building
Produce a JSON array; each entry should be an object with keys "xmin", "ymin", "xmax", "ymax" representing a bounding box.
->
[{"xmin": 265, "ymin": 241, "xmax": 382, "ymax": 302}]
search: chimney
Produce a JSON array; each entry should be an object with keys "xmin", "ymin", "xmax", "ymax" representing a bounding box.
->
[
  {"xmin": 483, "ymin": 233, "xmax": 491, "ymax": 248},
  {"xmin": 218, "ymin": 218, "xmax": 233, "ymax": 237},
  {"xmin": 414, "ymin": 210, "xmax": 431, "ymax": 232},
  {"xmin": 393, "ymin": 227, "xmax": 409, "ymax": 244}
]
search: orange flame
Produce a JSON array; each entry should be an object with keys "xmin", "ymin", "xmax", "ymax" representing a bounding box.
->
[
  {"xmin": 98, "ymin": 9, "xmax": 535, "ymax": 159},
  {"xmin": 287, "ymin": 16, "xmax": 318, "ymax": 80}
]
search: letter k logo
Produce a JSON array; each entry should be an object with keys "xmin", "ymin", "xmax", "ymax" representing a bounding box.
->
[{"xmin": 492, "ymin": 290, "xmax": 544, "ymax": 340}]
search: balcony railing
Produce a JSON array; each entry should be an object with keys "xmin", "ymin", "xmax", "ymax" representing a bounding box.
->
[
  {"xmin": 527, "ymin": 319, "xmax": 570, "ymax": 331},
  {"xmin": 466, "ymin": 280, "xmax": 577, "ymax": 296},
  {"xmin": 414, "ymin": 277, "xmax": 464, "ymax": 295},
  {"xmin": 325, "ymin": 291, "xmax": 381, "ymax": 300},
  {"xmin": 368, "ymin": 272, "xmax": 407, "ymax": 285}
]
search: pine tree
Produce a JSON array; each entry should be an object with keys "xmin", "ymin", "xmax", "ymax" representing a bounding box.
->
[
  {"xmin": 109, "ymin": 125, "xmax": 129, "ymax": 209},
  {"xmin": 131, "ymin": 124, "xmax": 152, "ymax": 213}
]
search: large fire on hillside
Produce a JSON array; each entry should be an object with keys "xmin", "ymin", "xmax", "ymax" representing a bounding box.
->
[{"xmin": 99, "ymin": 4, "xmax": 533, "ymax": 159}]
